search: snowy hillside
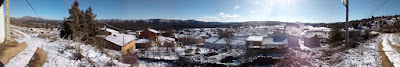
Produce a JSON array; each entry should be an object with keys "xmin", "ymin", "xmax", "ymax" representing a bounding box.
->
[{"xmin": 4, "ymin": 25, "xmax": 173, "ymax": 67}]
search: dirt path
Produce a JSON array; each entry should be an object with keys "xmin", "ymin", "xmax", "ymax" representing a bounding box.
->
[
  {"xmin": 5, "ymin": 28, "xmax": 40, "ymax": 67},
  {"xmin": 0, "ymin": 41, "xmax": 27, "ymax": 65},
  {"xmin": 28, "ymin": 48, "xmax": 47, "ymax": 67},
  {"xmin": 378, "ymin": 39, "xmax": 394, "ymax": 67}
]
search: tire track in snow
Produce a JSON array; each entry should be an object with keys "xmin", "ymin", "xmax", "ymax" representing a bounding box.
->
[
  {"xmin": 5, "ymin": 28, "xmax": 40, "ymax": 67},
  {"xmin": 381, "ymin": 34, "xmax": 400, "ymax": 67}
]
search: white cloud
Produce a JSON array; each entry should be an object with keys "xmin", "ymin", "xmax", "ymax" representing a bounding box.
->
[
  {"xmin": 200, "ymin": 16, "xmax": 218, "ymax": 19},
  {"xmin": 219, "ymin": 12, "xmax": 225, "ymax": 16},
  {"xmin": 250, "ymin": 11, "xmax": 256, "ymax": 13},
  {"xmin": 234, "ymin": 6, "xmax": 240, "ymax": 9}
]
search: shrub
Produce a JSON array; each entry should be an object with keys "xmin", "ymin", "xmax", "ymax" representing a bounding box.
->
[{"xmin": 328, "ymin": 28, "xmax": 344, "ymax": 44}]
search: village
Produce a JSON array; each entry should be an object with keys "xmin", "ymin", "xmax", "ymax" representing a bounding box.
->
[
  {"xmin": 0, "ymin": 15, "xmax": 398, "ymax": 67},
  {"xmin": 1, "ymin": 0, "xmax": 400, "ymax": 67},
  {"xmin": 96, "ymin": 22, "xmax": 333, "ymax": 66}
]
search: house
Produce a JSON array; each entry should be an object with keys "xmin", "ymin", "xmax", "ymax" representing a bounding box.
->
[
  {"xmin": 246, "ymin": 36, "xmax": 263, "ymax": 46},
  {"xmin": 204, "ymin": 36, "xmax": 246, "ymax": 49},
  {"xmin": 204, "ymin": 37, "xmax": 227, "ymax": 49},
  {"xmin": 104, "ymin": 29, "xmax": 137, "ymax": 55},
  {"xmin": 139, "ymin": 29, "xmax": 161, "ymax": 41},
  {"xmin": 262, "ymin": 37, "xmax": 288, "ymax": 45}
]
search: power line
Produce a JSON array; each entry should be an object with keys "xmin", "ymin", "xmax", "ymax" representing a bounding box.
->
[
  {"xmin": 366, "ymin": 0, "xmax": 382, "ymax": 17},
  {"xmin": 25, "ymin": 0, "xmax": 40, "ymax": 18},
  {"xmin": 368, "ymin": 0, "xmax": 390, "ymax": 17}
]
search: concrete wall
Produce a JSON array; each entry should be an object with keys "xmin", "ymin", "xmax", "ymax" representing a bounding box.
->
[
  {"xmin": 0, "ymin": 5, "xmax": 5, "ymax": 43},
  {"xmin": 122, "ymin": 40, "xmax": 136, "ymax": 55}
]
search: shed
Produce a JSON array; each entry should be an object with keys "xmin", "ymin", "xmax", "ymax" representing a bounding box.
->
[{"xmin": 104, "ymin": 30, "xmax": 137, "ymax": 55}]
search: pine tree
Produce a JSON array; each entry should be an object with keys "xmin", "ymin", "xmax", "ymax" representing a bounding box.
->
[{"xmin": 61, "ymin": 0, "xmax": 100, "ymax": 43}]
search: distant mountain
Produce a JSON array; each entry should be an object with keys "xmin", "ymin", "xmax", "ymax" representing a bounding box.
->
[
  {"xmin": 11, "ymin": 16, "xmax": 62, "ymax": 25},
  {"xmin": 101, "ymin": 19, "xmax": 235, "ymax": 31}
]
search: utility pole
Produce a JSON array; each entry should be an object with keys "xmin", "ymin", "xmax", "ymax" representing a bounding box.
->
[
  {"xmin": 5, "ymin": 0, "xmax": 10, "ymax": 41},
  {"xmin": 341, "ymin": 0, "xmax": 349, "ymax": 47}
]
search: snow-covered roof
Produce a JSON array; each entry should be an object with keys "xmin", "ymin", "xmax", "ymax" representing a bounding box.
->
[
  {"xmin": 148, "ymin": 29, "xmax": 160, "ymax": 33},
  {"xmin": 262, "ymin": 38, "xmax": 288, "ymax": 45},
  {"xmin": 105, "ymin": 28, "xmax": 118, "ymax": 33},
  {"xmin": 230, "ymin": 40, "xmax": 246, "ymax": 45},
  {"xmin": 205, "ymin": 37, "xmax": 220, "ymax": 43},
  {"xmin": 246, "ymin": 36, "xmax": 263, "ymax": 41},
  {"xmin": 214, "ymin": 38, "xmax": 227, "ymax": 44},
  {"xmin": 105, "ymin": 33, "xmax": 136, "ymax": 46},
  {"xmin": 158, "ymin": 36, "xmax": 175, "ymax": 42}
]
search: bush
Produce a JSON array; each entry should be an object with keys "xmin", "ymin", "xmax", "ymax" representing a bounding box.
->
[{"xmin": 328, "ymin": 28, "xmax": 344, "ymax": 44}]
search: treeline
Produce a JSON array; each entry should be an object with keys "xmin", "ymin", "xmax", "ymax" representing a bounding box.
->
[
  {"xmin": 102, "ymin": 19, "xmax": 230, "ymax": 31},
  {"xmin": 310, "ymin": 15, "xmax": 400, "ymax": 29}
]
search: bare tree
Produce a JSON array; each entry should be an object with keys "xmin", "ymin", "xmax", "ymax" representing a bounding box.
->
[{"xmin": 218, "ymin": 29, "xmax": 234, "ymax": 49}]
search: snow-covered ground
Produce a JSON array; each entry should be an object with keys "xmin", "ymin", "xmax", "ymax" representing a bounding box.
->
[
  {"xmin": 5, "ymin": 27, "xmax": 39, "ymax": 67},
  {"xmin": 382, "ymin": 34, "xmax": 400, "ymax": 67},
  {"xmin": 137, "ymin": 47, "xmax": 179, "ymax": 60},
  {"xmin": 6, "ymin": 25, "xmax": 131, "ymax": 67},
  {"xmin": 332, "ymin": 35, "xmax": 382, "ymax": 67}
]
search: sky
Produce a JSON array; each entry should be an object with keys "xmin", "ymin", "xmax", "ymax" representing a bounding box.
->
[{"xmin": 6, "ymin": 0, "xmax": 400, "ymax": 23}]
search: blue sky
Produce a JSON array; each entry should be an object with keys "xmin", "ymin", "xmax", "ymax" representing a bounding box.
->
[{"xmin": 7, "ymin": 0, "xmax": 400, "ymax": 23}]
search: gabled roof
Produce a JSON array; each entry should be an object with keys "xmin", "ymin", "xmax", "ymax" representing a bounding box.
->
[
  {"xmin": 105, "ymin": 28, "xmax": 118, "ymax": 33},
  {"xmin": 148, "ymin": 29, "xmax": 160, "ymax": 33},
  {"xmin": 105, "ymin": 32, "xmax": 136, "ymax": 46}
]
